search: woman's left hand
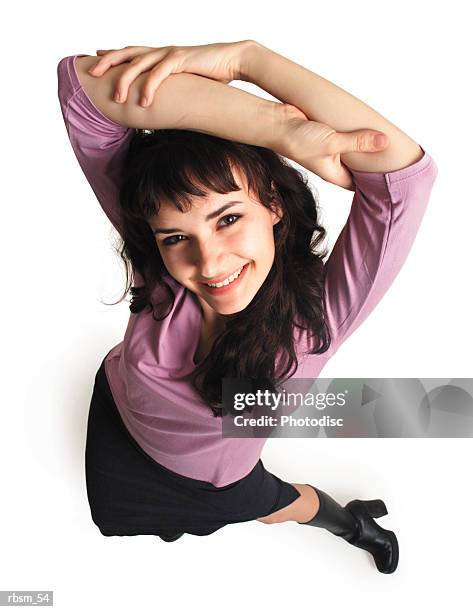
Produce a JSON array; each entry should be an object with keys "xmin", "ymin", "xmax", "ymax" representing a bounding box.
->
[
  {"xmin": 88, "ymin": 41, "xmax": 250, "ymax": 106},
  {"xmin": 281, "ymin": 108, "xmax": 389, "ymax": 191}
]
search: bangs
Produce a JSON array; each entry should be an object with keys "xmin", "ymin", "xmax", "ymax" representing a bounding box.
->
[{"xmin": 124, "ymin": 129, "xmax": 274, "ymax": 221}]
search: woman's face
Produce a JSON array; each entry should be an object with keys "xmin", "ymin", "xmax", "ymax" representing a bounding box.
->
[{"xmin": 148, "ymin": 167, "xmax": 282, "ymax": 318}]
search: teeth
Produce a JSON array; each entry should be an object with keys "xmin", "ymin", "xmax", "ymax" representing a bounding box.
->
[{"xmin": 207, "ymin": 265, "xmax": 245, "ymax": 288}]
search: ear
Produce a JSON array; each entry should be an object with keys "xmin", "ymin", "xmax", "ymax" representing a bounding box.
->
[
  {"xmin": 270, "ymin": 180, "xmax": 283, "ymax": 225},
  {"xmin": 271, "ymin": 205, "xmax": 283, "ymax": 226}
]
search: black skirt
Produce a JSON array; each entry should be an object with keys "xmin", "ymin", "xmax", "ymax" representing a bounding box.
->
[{"xmin": 85, "ymin": 354, "xmax": 301, "ymax": 538}]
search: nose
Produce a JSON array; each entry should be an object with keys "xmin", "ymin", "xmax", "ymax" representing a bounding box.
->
[{"xmin": 194, "ymin": 240, "xmax": 227, "ymax": 280}]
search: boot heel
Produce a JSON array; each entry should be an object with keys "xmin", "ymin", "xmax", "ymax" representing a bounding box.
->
[
  {"xmin": 362, "ymin": 499, "xmax": 388, "ymax": 518},
  {"xmin": 159, "ymin": 533, "xmax": 184, "ymax": 542}
]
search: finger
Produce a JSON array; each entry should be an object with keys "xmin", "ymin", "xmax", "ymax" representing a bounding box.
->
[
  {"xmin": 89, "ymin": 46, "xmax": 149, "ymax": 76},
  {"xmin": 139, "ymin": 57, "xmax": 178, "ymax": 107},
  {"xmin": 327, "ymin": 162, "xmax": 355, "ymax": 191},
  {"xmin": 89, "ymin": 49, "xmax": 133, "ymax": 75},
  {"xmin": 88, "ymin": 49, "xmax": 117, "ymax": 74},
  {"xmin": 338, "ymin": 162, "xmax": 356, "ymax": 191},
  {"xmin": 114, "ymin": 50, "xmax": 172, "ymax": 104},
  {"xmin": 329, "ymin": 130, "xmax": 390, "ymax": 155},
  {"xmin": 312, "ymin": 155, "xmax": 355, "ymax": 191}
]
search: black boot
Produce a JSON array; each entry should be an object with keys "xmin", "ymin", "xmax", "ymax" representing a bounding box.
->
[
  {"xmin": 159, "ymin": 532, "xmax": 184, "ymax": 542},
  {"xmin": 298, "ymin": 485, "xmax": 399, "ymax": 574}
]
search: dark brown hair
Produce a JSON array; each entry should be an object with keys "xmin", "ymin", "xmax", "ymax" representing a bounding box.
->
[{"xmin": 111, "ymin": 128, "xmax": 332, "ymax": 416}]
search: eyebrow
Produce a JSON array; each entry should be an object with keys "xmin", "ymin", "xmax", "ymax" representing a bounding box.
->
[{"xmin": 151, "ymin": 201, "xmax": 243, "ymax": 235}]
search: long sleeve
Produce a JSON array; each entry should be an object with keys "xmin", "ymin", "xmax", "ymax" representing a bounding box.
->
[
  {"xmin": 323, "ymin": 145, "xmax": 438, "ymax": 350},
  {"xmin": 57, "ymin": 54, "xmax": 134, "ymax": 236}
]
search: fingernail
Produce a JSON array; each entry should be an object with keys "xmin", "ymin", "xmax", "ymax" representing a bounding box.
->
[
  {"xmin": 140, "ymin": 96, "xmax": 148, "ymax": 107},
  {"xmin": 374, "ymin": 134, "xmax": 387, "ymax": 148},
  {"xmin": 114, "ymin": 92, "xmax": 121, "ymax": 103}
]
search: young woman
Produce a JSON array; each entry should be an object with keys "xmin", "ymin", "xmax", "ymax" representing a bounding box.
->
[{"xmin": 57, "ymin": 40, "xmax": 437, "ymax": 574}]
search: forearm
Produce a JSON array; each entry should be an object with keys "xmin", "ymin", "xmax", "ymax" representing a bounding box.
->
[
  {"xmin": 241, "ymin": 41, "xmax": 423, "ymax": 172},
  {"xmin": 75, "ymin": 55, "xmax": 286, "ymax": 152},
  {"xmin": 146, "ymin": 73, "xmax": 285, "ymax": 151}
]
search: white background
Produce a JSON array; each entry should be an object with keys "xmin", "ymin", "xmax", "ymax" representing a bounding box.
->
[{"xmin": 2, "ymin": 0, "xmax": 471, "ymax": 609}]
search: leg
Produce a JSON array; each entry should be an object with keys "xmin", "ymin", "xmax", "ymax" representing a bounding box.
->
[
  {"xmin": 256, "ymin": 483, "xmax": 320, "ymax": 524},
  {"xmin": 258, "ymin": 482, "xmax": 399, "ymax": 574}
]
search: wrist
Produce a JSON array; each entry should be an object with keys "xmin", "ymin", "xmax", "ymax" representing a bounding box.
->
[
  {"xmin": 257, "ymin": 102, "xmax": 311, "ymax": 158},
  {"xmin": 238, "ymin": 39, "xmax": 265, "ymax": 82},
  {"xmin": 260, "ymin": 102, "xmax": 310, "ymax": 159}
]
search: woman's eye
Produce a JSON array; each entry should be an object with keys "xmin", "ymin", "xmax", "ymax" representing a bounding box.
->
[
  {"xmin": 219, "ymin": 213, "xmax": 241, "ymax": 227},
  {"xmin": 162, "ymin": 234, "xmax": 186, "ymax": 247},
  {"xmin": 161, "ymin": 214, "xmax": 242, "ymax": 247}
]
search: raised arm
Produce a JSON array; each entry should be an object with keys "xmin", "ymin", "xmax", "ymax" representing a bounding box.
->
[
  {"xmin": 240, "ymin": 41, "xmax": 424, "ymax": 173},
  {"xmin": 74, "ymin": 43, "xmax": 393, "ymax": 191},
  {"xmin": 323, "ymin": 149, "xmax": 438, "ymax": 351},
  {"xmin": 73, "ymin": 53, "xmax": 287, "ymax": 151},
  {"xmin": 231, "ymin": 45, "xmax": 438, "ymax": 356}
]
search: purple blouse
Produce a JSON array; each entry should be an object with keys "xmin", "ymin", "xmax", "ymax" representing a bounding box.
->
[{"xmin": 57, "ymin": 54, "xmax": 438, "ymax": 486}]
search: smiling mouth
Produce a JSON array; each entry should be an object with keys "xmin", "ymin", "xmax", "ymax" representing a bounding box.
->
[
  {"xmin": 199, "ymin": 263, "xmax": 247, "ymax": 287},
  {"xmin": 199, "ymin": 263, "xmax": 250, "ymax": 294}
]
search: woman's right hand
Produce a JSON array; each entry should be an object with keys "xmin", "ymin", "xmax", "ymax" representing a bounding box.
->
[
  {"xmin": 88, "ymin": 41, "xmax": 252, "ymax": 107},
  {"xmin": 281, "ymin": 110, "xmax": 389, "ymax": 191}
]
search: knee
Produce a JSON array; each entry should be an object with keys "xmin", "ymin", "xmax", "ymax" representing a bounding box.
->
[{"xmin": 256, "ymin": 513, "xmax": 284, "ymax": 525}]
